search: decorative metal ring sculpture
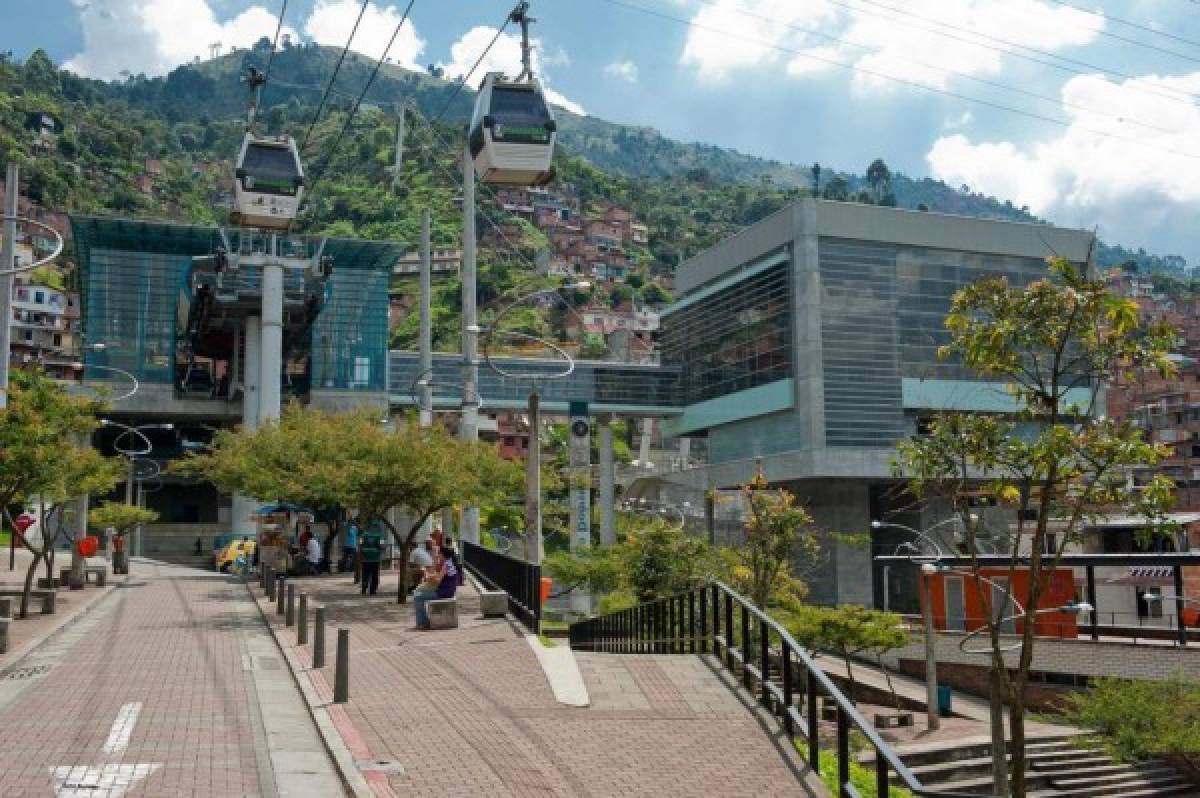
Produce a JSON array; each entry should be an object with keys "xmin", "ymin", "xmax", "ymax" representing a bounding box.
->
[{"xmin": 0, "ymin": 215, "xmax": 64, "ymax": 276}]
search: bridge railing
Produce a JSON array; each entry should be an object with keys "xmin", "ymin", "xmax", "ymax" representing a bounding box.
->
[
  {"xmin": 461, "ymin": 541, "xmax": 541, "ymax": 633},
  {"xmin": 569, "ymin": 581, "xmax": 989, "ymax": 798}
]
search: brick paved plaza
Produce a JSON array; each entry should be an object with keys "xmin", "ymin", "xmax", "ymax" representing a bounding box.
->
[{"xmin": 0, "ymin": 559, "xmax": 818, "ymax": 797}]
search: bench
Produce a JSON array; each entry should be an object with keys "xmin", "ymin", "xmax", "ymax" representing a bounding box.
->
[
  {"xmin": 479, "ymin": 589, "xmax": 508, "ymax": 618},
  {"xmin": 0, "ymin": 589, "xmax": 56, "ymax": 614},
  {"xmin": 427, "ymin": 598, "xmax": 459, "ymax": 629},
  {"xmin": 59, "ymin": 565, "xmax": 107, "ymax": 588}
]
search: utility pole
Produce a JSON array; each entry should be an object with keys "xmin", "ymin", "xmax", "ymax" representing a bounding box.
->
[
  {"xmin": 418, "ymin": 209, "xmax": 432, "ymax": 428},
  {"xmin": 921, "ymin": 566, "xmax": 942, "ymax": 732},
  {"xmin": 460, "ymin": 146, "xmax": 480, "ymax": 545},
  {"xmin": 525, "ymin": 390, "xmax": 542, "ymax": 563},
  {"xmin": 259, "ymin": 236, "xmax": 283, "ymax": 426},
  {"xmin": 0, "ymin": 163, "xmax": 17, "ymax": 410}
]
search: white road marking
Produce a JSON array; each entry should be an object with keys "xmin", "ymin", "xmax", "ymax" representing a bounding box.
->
[
  {"xmin": 49, "ymin": 764, "xmax": 160, "ymax": 798},
  {"xmin": 101, "ymin": 702, "xmax": 141, "ymax": 755}
]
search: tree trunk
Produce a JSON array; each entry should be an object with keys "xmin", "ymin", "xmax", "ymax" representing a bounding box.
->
[
  {"xmin": 877, "ymin": 654, "xmax": 903, "ymax": 712},
  {"xmin": 20, "ymin": 552, "xmax": 42, "ymax": 619},
  {"xmin": 397, "ymin": 537, "xmax": 414, "ymax": 604},
  {"xmin": 842, "ymin": 652, "xmax": 857, "ymax": 704},
  {"xmin": 990, "ymin": 667, "xmax": 1011, "ymax": 797},
  {"xmin": 1009, "ymin": 684, "xmax": 1028, "ymax": 797}
]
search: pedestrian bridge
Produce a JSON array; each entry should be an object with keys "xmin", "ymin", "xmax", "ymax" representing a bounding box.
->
[{"xmin": 387, "ymin": 351, "xmax": 682, "ymax": 416}]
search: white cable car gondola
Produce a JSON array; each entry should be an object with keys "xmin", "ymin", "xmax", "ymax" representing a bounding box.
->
[
  {"xmin": 469, "ymin": 72, "xmax": 557, "ymax": 186},
  {"xmin": 231, "ymin": 133, "xmax": 305, "ymax": 230}
]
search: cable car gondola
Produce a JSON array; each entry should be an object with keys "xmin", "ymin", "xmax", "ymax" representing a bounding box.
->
[
  {"xmin": 469, "ymin": 72, "xmax": 557, "ymax": 186},
  {"xmin": 231, "ymin": 133, "xmax": 305, "ymax": 230}
]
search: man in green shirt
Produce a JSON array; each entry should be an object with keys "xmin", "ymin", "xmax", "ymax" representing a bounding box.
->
[{"xmin": 359, "ymin": 526, "xmax": 383, "ymax": 596}]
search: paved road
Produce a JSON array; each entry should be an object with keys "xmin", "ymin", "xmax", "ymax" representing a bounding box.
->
[
  {"xmin": 269, "ymin": 573, "xmax": 816, "ymax": 798},
  {"xmin": 0, "ymin": 560, "xmax": 342, "ymax": 798}
]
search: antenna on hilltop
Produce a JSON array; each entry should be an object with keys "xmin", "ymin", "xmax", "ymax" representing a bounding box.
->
[{"xmin": 209, "ymin": 42, "xmax": 222, "ymax": 60}]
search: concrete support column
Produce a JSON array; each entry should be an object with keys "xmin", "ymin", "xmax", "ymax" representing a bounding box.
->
[
  {"xmin": 525, "ymin": 392, "xmax": 542, "ymax": 564},
  {"xmin": 598, "ymin": 415, "xmax": 615, "ymax": 546},
  {"xmin": 639, "ymin": 418, "xmax": 653, "ymax": 467},
  {"xmin": 233, "ymin": 317, "xmax": 262, "ymax": 537},
  {"xmin": 69, "ymin": 490, "xmax": 88, "ymax": 589},
  {"xmin": 459, "ymin": 145, "xmax": 480, "ymax": 546},
  {"xmin": 259, "ymin": 259, "xmax": 283, "ymax": 426}
]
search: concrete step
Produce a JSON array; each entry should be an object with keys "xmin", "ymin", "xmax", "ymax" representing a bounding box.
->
[
  {"xmin": 889, "ymin": 733, "xmax": 1077, "ymax": 768},
  {"xmin": 1038, "ymin": 761, "xmax": 1163, "ymax": 781},
  {"xmin": 909, "ymin": 754, "xmax": 1006, "ymax": 784},
  {"xmin": 1029, "ymin": 773, "xmax": 1194, "ymax": 798},
  {"xmin": 1052, "ymin": 768, "xmax": 1187, "ymax": 791},
  {"xmin": 1027, "ymin": 748, "xmax": 1108, "ymax": 766}
]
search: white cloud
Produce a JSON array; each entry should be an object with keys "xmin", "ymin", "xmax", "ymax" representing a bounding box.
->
[
  {"xmin": 303, "ymin": 0, "xmax": 425, "ymax": 70},
  {"xmin": 679, "ymin": 0, "xmax": 1103, "ymax": 92},
  {"xmin": 65, "ymin": 0, "xmax": 298, "ymax": 79},
  {"xmin": 927, "ymin": 71, "xmax": 1200, "ymax": 262},
  {"xmin": 440, "ymin": 26, "xmax": 585, "ymax": 115},
  {"xmin": 604, "ymin": 60, "xmax": 639, "ymax": 83}
]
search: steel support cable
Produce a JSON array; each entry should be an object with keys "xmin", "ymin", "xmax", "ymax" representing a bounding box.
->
[
  {"xmin": 259, "ymin": 0, "xmax": 290, "ymax": 109},
  {"xmin": 297, "ymin": 0, "xmax": 418, "ymax": 223},
  {"xmin": 298, "ymin": 0, "xmax": 370, "ymax": 155},
  {"xmin": 0, "ymin": 216, "xmax": 63, "ymax": 276},
  {"xmin": 836, "ymin": 0, "xmax": 1200, "ymax": 106},
  {"xmin": 711, "ymin": 0, "xmax": 1194, "ymax": 141},
  {"xmin": 1043, "ymin": 0, "xmax": 1200, "ymax": 58},
  {"xmin": 428, "ymin": 12, "xmax": 515, "ymax": 127},
  {"xmin": 598, "ymin": 0, "xmax": 1200, "ymax": 162}
]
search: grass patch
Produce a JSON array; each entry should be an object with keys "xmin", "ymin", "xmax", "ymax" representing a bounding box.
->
[
  {"xmin": 540, "ymin": 619, "xmax": 570, "ymax": 632},
  {"xmin": 794, "ymin": 742, "xmax": 914, "ymax": 798},
  {"xmin": 537, "ymin": 634, "xmax": 556, "ymax": 648},
  {"xmin": 0, "ymin": 532, "xmax": 9, "ymax": 546}
]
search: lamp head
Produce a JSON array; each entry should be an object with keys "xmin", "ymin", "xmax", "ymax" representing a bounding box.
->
[
  {"xmin": 1142, "ymin": 591, "xmax": 1165, "ymax": 604},
  {"xmin": 88, "ymin": 343, "xmax": 107, "ymax": 352},
  {"xmin": 1062, "ymin": 600, "xmax": 1094, "ymax": 615},
  {"xmin": 921, "ymin": 563, "xmax": 940, "ymax": 575},
  {"xmin": 870, "ymin": 520, "xmax": 884, "ymax": 529}
]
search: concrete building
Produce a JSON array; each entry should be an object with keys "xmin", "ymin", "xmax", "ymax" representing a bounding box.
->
[{"xmin": 650, "ymin": 198, "xmax": 1094, "ymax": 607}]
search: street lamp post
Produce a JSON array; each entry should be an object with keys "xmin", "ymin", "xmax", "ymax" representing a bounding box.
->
[
  {"xmin": 1142, "ymin": 592, "xmax": 1200, "ymax": 646},
  {"xmin": 872, "ymin": 516, "xmax": 966, "ymax": 732},
  {"xmin": 100, "ymin": 419, "xmax": 173, "ymax": 560}
]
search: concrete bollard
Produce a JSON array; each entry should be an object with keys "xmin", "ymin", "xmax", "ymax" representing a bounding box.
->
[
  {"xmin": 285, "ymin": 583, "xmax": 296, "ymax": 627},
  {"xmin": 276, "ymin": 575, "xmax": 286, "ymax": 616},
  {"xmin": 313, "ymin": 606, "xmax": 326, "ymax": 668},
  {"xmin": 265, "ymin": 566, "xmax": 275, "ymax": 599},
  {"xmin": 0, "ymin": 597, "xmax": 11, "ymax": 617},
  {"xmin": 298, "ymin": 594, "xmax": 308, "ymax": 645},
  {"xmin": 334, "ymin": 628, "xmax": 350, "ymax": 703}
]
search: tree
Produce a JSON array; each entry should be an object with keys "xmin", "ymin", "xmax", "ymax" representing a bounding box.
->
[
  {"xmin": 810, "ymin": 162, "xmax": 821, "ymax": 196},
  {"xmin": 734, "ymin": 470, "xmax": 821, "ymax": 611},
  {"xmin": 1064, "ymin": 673, "xmax": 1200, "ymax": 769},
  {"xmin": 790, "ymin": 604, "xmax": 909, "ymax": 707},
  {"xmin": 89, "ymin": 502, "xmax": 159, "ymax": 541},
  {"xmin": 894, "ymin": 257, "xmax": 1177, "ymax": 797},
  {"xmin": 866, "ymin": 158, "xmax": 892, "ymax": 202},
  {"xmin": 0, "ymin": 372, "xmax": 120, "ymax": 617},
  {"xmin": 177, "ymin": 407, "xmax": 522, "ymax": 601},
  {"xmin": 822, "ymin": 176, "xmax": 849, "ymax": 201}
]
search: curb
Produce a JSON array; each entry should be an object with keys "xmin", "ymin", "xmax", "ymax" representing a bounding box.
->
[
  {"xmin": 243, "ymin": 579, "xmax": 375, "ymax": 798},
  {"xmin": 0, "ymin": 574, "xmax": 122, "ymax": 671}
]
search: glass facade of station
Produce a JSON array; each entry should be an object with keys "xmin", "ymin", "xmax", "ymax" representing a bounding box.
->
[
  {"xmin": 820, "ymin": 237, "xmax": 1052, "ymax": 448},
  {"xmin": 660, "ymin": 260, "xmax": 792, "ymax": 405}
]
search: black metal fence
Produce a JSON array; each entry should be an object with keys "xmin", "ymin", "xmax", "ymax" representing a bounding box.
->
[
  {"xmin": 462, "ymin": 541, "xmax": 541, "ymax": 633},
  {"xmin": 569, "ymin": 581, "xmax": 986, "ymax": 798}
]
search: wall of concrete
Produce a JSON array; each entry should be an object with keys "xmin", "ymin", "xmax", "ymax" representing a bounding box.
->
[{"xmin": 790, "ymin": 479, "xmax": 874, "ymax": 606}]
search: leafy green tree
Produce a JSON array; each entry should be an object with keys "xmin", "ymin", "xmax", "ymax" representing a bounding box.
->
[
  {"xmin": 1064, "ymin": 674, "xmax": 1200, "ymax": 768},
  {"xmin": 89, "ymin": 502, "xmax": 159, "ymax": 540},
  {"xmin": 734, "ymin": 470, "xmax": 822, "ymax": 611},
  {"xmin": 790, "ymin": 604, "xmax": 908, "ymax": 708},
  {"xmin": 866, "ymin": 158, "xmax": 892, "ymax": 202},
  {"xmin": 0, "ymin": 372, "xmax": 120, "ymax": 617},
  {"xmin": 822, "ymin": 176, "xmax": 849, "ymax": 201},
  {"xmin": 895, "ymin": 257, "xmax": 1177, "ymax": 797},
  {"xmin": 177, "ymin": 406, "xmax": 521, "ymax": 600}
]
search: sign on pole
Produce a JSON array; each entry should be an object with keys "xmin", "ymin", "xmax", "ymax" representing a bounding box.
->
[{"xmin": 567, "ymin": 400, "xmax": 591, "ymax": 552}]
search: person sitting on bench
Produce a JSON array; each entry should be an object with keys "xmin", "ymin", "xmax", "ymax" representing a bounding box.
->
[{"xmin": 412, "ymin": 546, "xmax": 459, "ymax": 630}]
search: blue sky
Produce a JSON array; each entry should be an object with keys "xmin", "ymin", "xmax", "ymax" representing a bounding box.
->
[{"xmin": 5, "ymin": 0, "xmax": 1200, "ymax": 263}]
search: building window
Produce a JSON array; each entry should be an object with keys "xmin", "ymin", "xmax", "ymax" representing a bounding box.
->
[
  {"xmin": 34, "ymin": 291, "xmax": 44, "ymax": 304},
  {"xmin": 661, "ymin": 260, "xmax": 792, "ymax": 404}
]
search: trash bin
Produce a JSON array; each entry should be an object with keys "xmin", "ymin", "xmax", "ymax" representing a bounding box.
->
[
  {"xmin": 540, "ymin": 577, "xmax": 553, "ymax": 606},
  {"xmin": 937, "ymin": 685, "xmax": 953, "ymax": 717}
]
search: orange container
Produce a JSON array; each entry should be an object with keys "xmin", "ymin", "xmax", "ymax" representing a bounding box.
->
[
  {"xmin": 77, "ymin": 535, "xmax": 98, "ymax": 557},
  {"xmin": 539, "ymin": 576, "xmax": 552, "ymax": 605}
]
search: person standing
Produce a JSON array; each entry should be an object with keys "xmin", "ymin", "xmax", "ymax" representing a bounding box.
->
[
  {"xmin": 342, "ymin": 521, "xmax": 359, "ymax": 575},
  {"xmin": 359, "ymin": 524, "xmax": 383, "ymax": 596},
  {"xmin": 305, "ymin": 533, "xmax": 322, "ymax": 576}
]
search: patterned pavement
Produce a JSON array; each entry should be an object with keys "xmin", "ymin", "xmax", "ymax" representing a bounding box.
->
[
  {"xmin": 0, "ymin": 560, "xmax": 340, "ymax": 797},
  {"xmin": 265, "ymin": 570, "xmax": 816, "ymax": 798}
]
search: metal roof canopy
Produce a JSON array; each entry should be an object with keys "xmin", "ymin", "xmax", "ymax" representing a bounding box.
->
[
  {"xmin": 70, "ymin": 215, "xmax": 404, "ymax": 273},
  {"xmin": 874, "ymin": 553, "xmax": 1200, "ymax": 566}
]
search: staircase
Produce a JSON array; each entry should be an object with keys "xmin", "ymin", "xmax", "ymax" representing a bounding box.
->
[{"xmin": 880, "ymin": 734, "xmax": 1198, "ymax": 797}]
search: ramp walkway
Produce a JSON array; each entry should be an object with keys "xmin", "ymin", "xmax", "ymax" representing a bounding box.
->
[{"xmin": 255, "ymin": 571, "xmax": 818, "ymax": 797}]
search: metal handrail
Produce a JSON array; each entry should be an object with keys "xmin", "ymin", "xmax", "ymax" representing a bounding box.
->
[
  {"xmin": 461, "ymin": 541, "xmax": 540, "ymax": 633},
  {"xmin": 569, "ymin": 581, "xmax": 994, "ymax": 798}
]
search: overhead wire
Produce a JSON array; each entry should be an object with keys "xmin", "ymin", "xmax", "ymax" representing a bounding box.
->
[
  {"xmin": 597, "ymin": 0, "xmax": 1200, "ymax": 162},
  {"xmin": 300, "ymin": 0, "xmax": 419, "ymax": 219},
  {"xmin": 712, "ymin": 0, "xmax": 1191, "ymax": 141},
  {"xmin": 298, "ymin": 0, "xmax": 370, "ymax": 155},
  {"xmin": 1044, "ymin": 0, "xmax": 1200, "ymax": 54},
  {"xmin": 834, "ymin": 0, "xmax": 1200, "ymax": 107},
  {"xmin": 428, "ymin": 11, "xmax": 515, "ymax": 127},
  {"xmin": 259, "ymin": 0, "xmax": 290, "ymax": 109}
]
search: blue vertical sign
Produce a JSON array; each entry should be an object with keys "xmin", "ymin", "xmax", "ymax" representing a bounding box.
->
[{"xmin": 567, "ymin": 400, "xmax": 591, "ymax": 551}]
